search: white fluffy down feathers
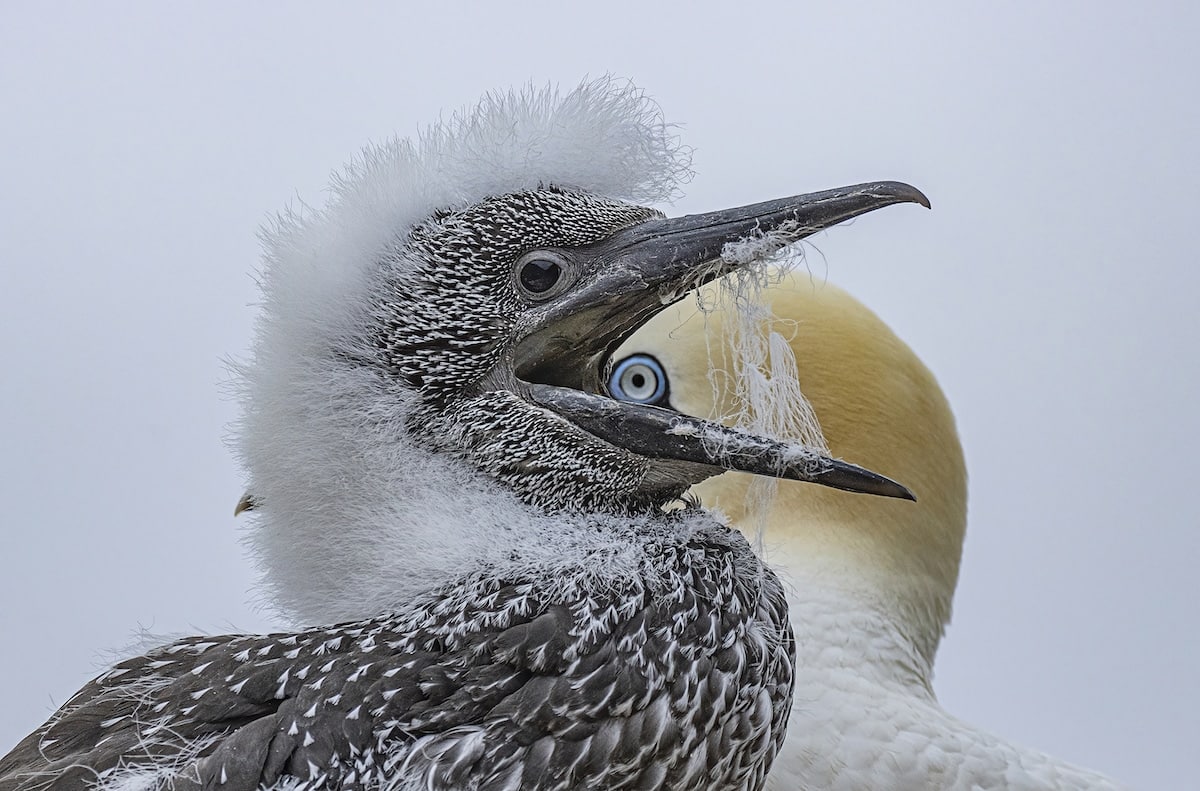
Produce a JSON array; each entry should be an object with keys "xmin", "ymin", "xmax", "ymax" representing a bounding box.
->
[{"xmin": 235, "ymin": 79, "xmax": 698, "ymax": 625}]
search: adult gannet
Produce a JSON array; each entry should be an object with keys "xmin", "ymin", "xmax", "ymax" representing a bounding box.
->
[
  {"xmin": 0, "ymin": 80, "xmax": 927, "ymax": 791},
  {"xmin": 612, "ymin": 274, "xmax": 1127, "ymax": 789}
]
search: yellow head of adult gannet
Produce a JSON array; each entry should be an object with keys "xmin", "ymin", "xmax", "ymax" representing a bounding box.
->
[
  {"xmin": 612, "ymin": 272, "xmax": 1125, "ymax": 790},
  {"xmin": 618, "ymin": 273, "xmax": 966, "ymax": 660}
]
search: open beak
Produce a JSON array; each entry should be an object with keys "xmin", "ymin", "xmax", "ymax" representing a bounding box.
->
[{"xmin": 517, "ymin": 181, "xmax": 929, "ymax": 500}]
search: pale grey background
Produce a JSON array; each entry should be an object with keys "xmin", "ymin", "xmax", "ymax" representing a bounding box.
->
[{"xmin": 2, "ymin": 3, "xmax": 1196, "ymax": 788}]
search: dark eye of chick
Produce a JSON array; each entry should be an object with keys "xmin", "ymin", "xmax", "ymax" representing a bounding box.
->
[
  {"xmin": 513, "ymin": 251, "xmax": 572, "ymax": 300},
  {"xmin": 519, "ymin": 257, "xmax": 562, "ymax": 293}
]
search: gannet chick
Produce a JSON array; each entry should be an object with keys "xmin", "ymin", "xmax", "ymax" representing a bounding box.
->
[
  {"xmin": 0, "ymin": 81, "xmax": 928, "ymax": 791},
  {"xmin": 613, "ymin": 273, "xmax": 1127, "ymax": 789}
]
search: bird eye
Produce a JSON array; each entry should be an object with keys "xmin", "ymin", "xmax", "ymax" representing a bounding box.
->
[
  {"xmin": 608, "ymin": 354, "xmax": 668, "ymax": 405},
  {"xmin": 514, "ymin": 251, "xmax": 572, "ymax": 300}
]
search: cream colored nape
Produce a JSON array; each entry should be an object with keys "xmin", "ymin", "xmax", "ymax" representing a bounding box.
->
[{"xmin": 620, "ymin": 273, "xmax": 968, "ymax": 666}]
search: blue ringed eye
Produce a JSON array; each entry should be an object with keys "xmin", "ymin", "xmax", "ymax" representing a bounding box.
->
[{"xmin": 609, "ymin": 354, "xmax": 667, "ymax": 404}]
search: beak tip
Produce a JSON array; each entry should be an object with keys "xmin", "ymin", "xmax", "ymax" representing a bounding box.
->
[
  {"xmin": 880, "ymin": 180, "xmax": 931, "ymax": 210},
  {"xmin": 863, "ymin": 476, "xmax": 918, "ymax": 502},
  {"xmin": 816, "ymin": 458, "xmax": 917, "ymax": 501}
]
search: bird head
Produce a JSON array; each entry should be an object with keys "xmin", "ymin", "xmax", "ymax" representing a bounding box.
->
[
  {"xmin": 236, "ymin": 79, "xmax": 928, "ymax": 622},
  {"xmin": 364, "ymin": 182, "xmax": 927, "ymax": 513},
  {"xmin": 613, "ymin": 276, "xmax": 968, "ymax": 662}
]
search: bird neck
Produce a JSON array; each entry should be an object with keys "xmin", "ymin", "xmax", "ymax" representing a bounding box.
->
[
  {"xmin": 765, "ymin": 535, "xmax": 942, "ymax": 692},
  {"xmin": 700, "ymin": 474, "xmax": 960, "ymax": 677},
  {"xmin": 757, "ymin": 513, "xmax": 944, "ymax": 687},
  {"xmin": 761, "ymin": 524, "xmax": 1128, "ymax": 791},
  {"xmin": 240, "ymin": 372, "xmax": 700, "ymax": 625},
  {"xmin": 765, "ymin": 562, "xmax": 1129, "ymax": 791}
]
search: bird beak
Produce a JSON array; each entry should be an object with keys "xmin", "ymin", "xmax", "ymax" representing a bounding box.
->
[
  {"xmin": 527, "ymin": 384, "xmax": 915, "ymax": 499},
  {"xmin": 517, "ymin": 180, "xmax": 928, "ymax": 500}
]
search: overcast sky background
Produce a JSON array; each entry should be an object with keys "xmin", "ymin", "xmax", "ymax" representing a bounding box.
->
[{"xmin": 2, "ymin": 3, "xmax": 1196, "ymax": 787}]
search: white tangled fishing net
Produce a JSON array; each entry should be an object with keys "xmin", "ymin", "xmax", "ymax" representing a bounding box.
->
[{"xmin": 698, "ymin": 233, "xmax": 828, "ymax": 547}]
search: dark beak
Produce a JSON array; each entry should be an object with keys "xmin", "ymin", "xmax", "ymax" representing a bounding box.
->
[
  {"xmin": 527, "ymin": 385, "xmax": 915, "ymax": 500},
  {"xmin": 516, "ymin": 180, "xmax": 929, "ymax": 500}
]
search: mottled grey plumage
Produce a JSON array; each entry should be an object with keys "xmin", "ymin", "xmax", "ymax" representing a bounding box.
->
[
  {"xmin": 0, "ymin": 188, "xmax": 797, "ymax": 791},
  {"xmin": 1, "ymin": 519, "xmax": 790, "ymax": 791},
  {"xmin": 1, "ymin": 80, "xmax": 924, "ymax": 791}
]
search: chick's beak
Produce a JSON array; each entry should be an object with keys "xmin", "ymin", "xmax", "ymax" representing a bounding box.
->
[{"xmin": 520, "ymin": 181, "xmax": 928, "ymax": 500}]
